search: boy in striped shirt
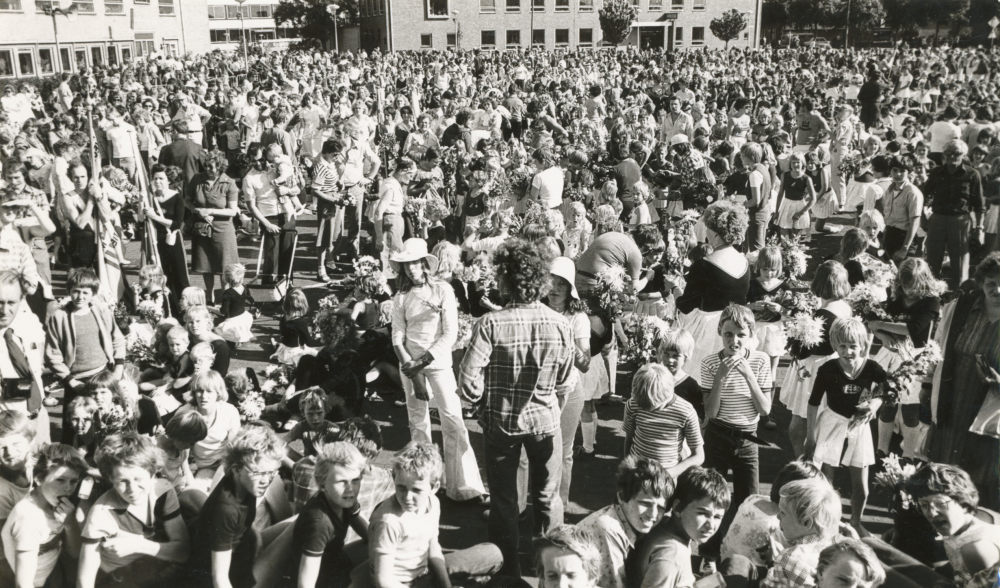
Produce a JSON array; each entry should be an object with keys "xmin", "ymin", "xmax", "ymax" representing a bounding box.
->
[
  {"xmin": 699, "ymin": 303, "xmax": 774, "ymax": 560},
  {"xmin": 622, "ymin": 364, "xmax": 704, "ymax": 480}
]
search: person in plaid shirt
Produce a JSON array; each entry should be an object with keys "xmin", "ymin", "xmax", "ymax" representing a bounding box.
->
[{"xmin": 458, "ymin": 238, "xmax": 576, "ymax": 579}]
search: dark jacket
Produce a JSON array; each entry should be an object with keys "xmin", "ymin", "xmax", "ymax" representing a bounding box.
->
[{"xmin": 158, "ymin": 138, "xmax": 204, "ymax": 184}]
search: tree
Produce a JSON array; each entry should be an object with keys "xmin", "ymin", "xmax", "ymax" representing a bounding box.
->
[
  {"xmin": 761, "ymin": 0, "xmax": 790, "ymax": 45},
  {"xmin": 274, "ymin": 0, "xmax": 360, "ymax": 51},
  {"xmin": 923, "ymin": 0, "xmax": 970, "ymax": 39},
  {"xmin": 598, "ymin": 0, "xmax": 638, "ymax": 47},
  {"xmin": 786, "ymin": 0, "xmax": 839, "ymax": 30},
  {"xmin": 883, "ymin": 0, "xmax": 929, "ymax": 39},
  {"xmin": 710, "ymin": 9, "xmax": 748, "ymax": 48},
  {"xmin": 836, "ymin": 0, "xmax": 885, "ymax": 32}
]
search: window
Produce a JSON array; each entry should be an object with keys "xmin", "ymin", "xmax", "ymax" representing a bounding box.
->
[
  {"xmin": 427, "ymin": 0, "xmax": 447, "ymax": 17},
  {"xmin": 226, "ymin": 5, "xmax": 250, "ymax": 18},
  {"xmin": 105, "ymin": 0, "xmax": 124, "ymax": 14},
  {"xmin": 230, "ymin": 29, "xmax": 246, "ymax": 41},
  {"xmin": 251, "ymin": 4, "xmax": 271, "ymax": 17},
  {"xmin": 674, "ymin": 26, "xmax": 683, "ymax": 42},
  {"xmin": 532, "ymin": 0, "xmax": 543, "ymax": 11},
  {"xmin": 532, "ymin": 29, "xmax": 544, "ymax": 46},
  {"xmin": 91, "ymin": 46, "xmax": 103, "ymax": 66},
  {"xmin": 480, "ymin": 0, "xmax": 494, "ymax": 11},
  {"xmin": 579, "ymin": 28, "xmax": 593, "ymax": 46},
  {"xmin": 75, "ymin": 48, "xmax": 86, "ymax": 67},
  {"xmin": 16, "ymin": 51, "xmax": 33, "ymax": 76},
  {"xmin": 555, "ymin": 28, "xmax": 569, "ymax": 46},
  {"xmin": 506, "ymin": 29, "xmax": 520, "ymax": 48},
  {"xmin": 107, "ymin": 46, "xmax": 117, "ymax": 66},
  {"xmin": 121, "ymin": 47, "xmax": 131, "ymax": 63},
  {"xmin": 692, "ymin": 26, "xmax": 704, "ymax": 44},
  {"xmin": 578, "ymin": 0, "xmax": 592, "ymax": 11},
  {"xmin": 0, "ymin": 0, "xmax": 21, "ymax": 10},
  {"xmin": 447, "ymin": 33, "xmax": 456, "ymax": 47},
  {"xmin": 134, "ymin": 0, "xmax": 148, "ymax": 4},
  {"xmin": 252, "ymin": 29, "xmax": 275, "ymax": 40},
  {"xmin": 421, "ymin": 33, "xmax": 432, "ymax": 47},
  {"xmin": 208, "ymin": 6, "xmax": 224, "ymax": 18},
  {"xmin": 210, "ymin": 29, "xmax": 229, "ymax": 43},
  {"xmin": 75, "ymin": 0, "xmax": 94, "ymax": 12},
  {"xmin": 648, "ymin": 0, "xmax": 661, "ymax": 10},
  {"xmin": 505, "ymin": 0, "xmax": 518, "ymax": 12},
  {"xmin": 35, "ymin": 0, "xmax": 52, "ymax": 12},
  {"xmin": 0, "ymin": 51, "xmax": 12, "ymax": 77},
  {"xmin": 59, "ymin": 48, "xmax": 71, "ymax": 71},
  {"xmin": 692, "ymin": 0, "xmax": 704, "ymax": 8},
  {"xmin": 38, "ymin": 48, "xmax": 54, "ymax": 74},
  {"xmin": 481, "ymin": 29, "xmax": 496, "ymax": 48},
  {"xmin": 159, "ymin": 0, "xmax": 174, "ymax": 15},
  {"xmin": 670, "ymin": 0, "xmax": 682, "ymax": 9},
  {"xmin": 555, "ymin": 0, "xmax": 567, "ymax": 10}
]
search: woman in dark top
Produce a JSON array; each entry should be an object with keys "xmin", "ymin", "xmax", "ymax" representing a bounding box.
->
[
  {"xmin": 143, "ymin": 164, "xmax": 189, "ymax": 292},
  {"xmin": 676, "ymin": 200, "xmax": 751, "ymax": 382},
  {"xmin": 774, "ymin": 152, "xmax": 816, "ymax": 240},
  {"xmin": 870, "ymin": 258, "xmax": 945, "ymax": 460},
  {"xmin": 187, "ymin": 149, "xmax": 240, "ymax": 306},
  {"xmin": 858, "ymin": 68, "xmax": 882, "ymax": 130},
  {"xmin": 780, "ymin": 261, "xmax": 853, "ymax": 457}
]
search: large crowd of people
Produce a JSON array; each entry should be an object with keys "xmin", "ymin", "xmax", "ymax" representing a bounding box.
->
[{"xmin": 0, "ymin": 40, "xmax": 998, "ymax": 588}]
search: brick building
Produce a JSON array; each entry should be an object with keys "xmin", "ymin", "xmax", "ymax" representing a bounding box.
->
[
  {"xmin": 357, "ymin": 0, "xmax": 761, "ymax": 53},
  {"xmin": 0, "ymin": 0, "xmax": 211, "ymax": 80},
  {"xmin": 206, "ymin": 0, "xmax": 302, "ymax": 51}
]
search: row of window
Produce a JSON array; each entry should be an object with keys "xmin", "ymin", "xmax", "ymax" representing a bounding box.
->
[
  {"xmin": 0, "ymin": 0, "xmax": 174, "ymax": 14},
  {"xmin": 0, "ymin": 41, "xmax": 179, "ymax": 78},
  {"xmin": 209, "ymin": 27, "xmax": 301, "ymax": 43},
  {"xmin": 360, "ymin": 0, "xmax": 386, "ymax": 19},
  {"xmin": 208, "ymin": 4, "xmax": 280, "ymax": 19},
  {"xmin": 453, "ymin": 25, "xmax": 707, "ymax": 49},
  {"xmin": 473, "ymin": 0, "xmax": 703, "ymax": 14}
]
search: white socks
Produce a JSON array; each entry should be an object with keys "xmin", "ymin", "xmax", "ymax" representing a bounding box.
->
[{"xmin": 581, "ymin": 419, "xmax": 597, "ymax": 452}]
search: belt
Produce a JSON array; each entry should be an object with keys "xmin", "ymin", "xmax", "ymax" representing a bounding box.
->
[{"xmin": 707, "ymin": 419, "xmax": 770, "ymax": 446}]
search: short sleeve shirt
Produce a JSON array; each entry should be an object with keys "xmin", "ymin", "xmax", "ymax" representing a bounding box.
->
[
  {"xmin": 289, "ymin": 493, "xmax": 362, "ymax": 586},
  {"xmin": 191, "ymin": 473, "xmax": 257, "ymax": 588},
  {"xmin": 369, "ymin": 495, "xmax": 441, "ymax": 586},
  {"xmin": 809, "ymin": 359, "xmax": 886, "ymax": 419},
  {"xmin": 701, "ymin": 349, "xmax": 773, "ymax": 429},
  {"xmin": 80, "ymin": 478, "xmax": 181, "ymax": 572},
  {"xmin": 2, "ymin": 490, "xmax": 64, "ymax": 587}
]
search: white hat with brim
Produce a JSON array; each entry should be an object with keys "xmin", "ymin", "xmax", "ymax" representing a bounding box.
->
[
  {"xmin": 389, "ymin": 238, "xmax": 439, "ymax": 274},
  {"xmin": 549, "ymin": 256, "xmax": 580, "ymax": 301}
]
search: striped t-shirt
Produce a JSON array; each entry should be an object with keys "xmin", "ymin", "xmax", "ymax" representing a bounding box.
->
[
  {"xmin": 701, "ymin": 349, "xmax": 773, "ymax": 430},
  {"xmin": 622, "ymin": 395, "xmax": 702, "ymax": 469}
]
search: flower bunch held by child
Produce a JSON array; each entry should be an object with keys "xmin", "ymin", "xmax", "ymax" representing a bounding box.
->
[
  {"xmin": 261, "ymin": 364, "xmax": 294, "ymax": 404},
  {"xmin": 785, "ymin": 313, "xmax": 826, "ymax": 356},
  {"xmin": 594, "ymin": 265, "xmax": 637, "ymax": 319},
  {"xmin": 621, "ymin": 315, "xmax": 671, "ymax": 367},
  {"xmin": 238, "ymin": 389, "xmax": 265, "ymax": 422},
  {"xmin": 453, "ymin": 312, "xmax": 475, "ymax": 351},
  {"xmin": 777, "ymin": 291, "xmax": 822, "ymax": 315},
  {"xmin": 353, "ymin": 255, "xmax": 380, "ymax": 279},
  {"xmin": 664, "ymin": 225, "xmax": 697, "ymax": 277},
  {"xmin": 768, "ymin": 235, "xmax": 810, "ymax": 280},
  {"xmin": 126, "ymin": 336, "xmax": 157, "ymax": 366},
  {"xmin": 881, "ymin": 341, "xmax": 942, "ymax": 406},
  {"xmin": 317, "ymin": 293, "xmax": 340, "ymax": 311},
  {"xmin": 873, "ymin": 453, "xmax": 919, "ymax": 512},
  {"xmin": 863, "ymin": 259, "xmax": 897, "ymax": 293},
  {"xmin": 847, "ymin": 282, "xmax": 893, "ymax": 322},
  {"xmin": 424, "ymin": 196, "xmax": 451, "ymax": 222},
  {"xmin": 837, "ymin": 151, "xmax": 867, "ymax": 179},
  {"xmin": 404, "ymin": 197, "xmax": 431, "ymax": 235},
  {"xmin": 136, "ymin": 298, "xmax": 164, "ymax": 325},
  {"xmin": 113, "ymin": 301, "xmax": 132, "ymax": 334}
]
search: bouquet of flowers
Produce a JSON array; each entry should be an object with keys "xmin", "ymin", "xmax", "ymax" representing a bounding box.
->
[
  {"xmin": 509, "ymin": 169, "xmax": 532, "ymax": 201},
  {"xmin": 784, "ymin": 313, "xmax": 826, "ymax": 359},
  {"xmin": 112, "ymin": 302, "xmax": 132, "ymax": 335},
  {"xmin": 565, "ymin": 187, "xmax": 587, "ymax": 203},
  {"xmin": 593, "ymin": 266, "xmax": 637, "ymax": 319},
  {"xmin": 404, "ymin": 197, "xmax": 430, "ymax": 235},
  {"xmin": 621, "ymin": 314, "xmax": 671, "ymax": 366},
  {"xmin": 100, "ymin": 403, "xmax": 133, "ymax": 437},
  {"xmin": 874, "ymin": 453, "xmax": 919, "ymax": 512},
  {"xmin": 424, "ymin": 196, "xmax": 452, "ymax": 223},
  {"xmin": 775, "ymin": 290, "xmax": 821, "ymax": 315},
  {"xmin": 126, "ymin": 337, "xmax": 157, "ymax": 366},
  {"xmin": 453, "ymin": 312, "xmax": 476, "ymax": 351},
  {"xmin": 237, "ymin": 389, "xmax": 265, "ymax": 423},
  {"xmin": 440, "ymin": 146, "xmax": 464, "ymax": 203},
  {"xmin": 685, "ymin": 179, "xmax": 722, "ymax": 209},
  {"xmin": 863, "ymin": 259, "xmax": 897, "ymax": 294},
  {"xmin": 768, "ymin": 235, "xmax": 809, "ymax": 280},
  {"xmin": 317, "ymin": 293, "xmax": 341, "ymax": 311},
  {"xmin": 847, "ymin": 282, "xmax": 892, "ymax": 322},
  {"xmin": 882, "ymin": 341, "xmax": 942, "ymax": 406},
  {"xmin": 479, "ymin": 171, "xmax": 512, "ymax": 211},
  {"xmin": 837, "ymin": 151, "xmax": 868, "ymax": 179},
  {"xmin": 473, "ymin": 254, "xmax": 498, "ymax": 293},
  {"xmin": 353, "ymin": 256, "xmax": 380, "ymax": 278},
  {"xmin": 260, "ymin": 364, "xmax": 293, "ymax": 404},
  {"xmin": 136, "ymin": 299, "xmax": 164, "ymax": 325}
]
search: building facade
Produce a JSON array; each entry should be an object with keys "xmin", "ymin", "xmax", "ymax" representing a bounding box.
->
[
  {"xmin": 206, "ymin": 0, "xmax": 301, "ymax": 52},
  {"xmin": 0, "ymin": 0, "xmax": 211, "ymax": 79},
  {"xmin": 358, "ymin": 0, "xmax": 761, "ymax": 53}
]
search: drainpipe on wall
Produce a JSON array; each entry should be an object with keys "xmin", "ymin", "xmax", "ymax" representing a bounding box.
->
[
  {"xmin": 385, "ymin": 0, "xmax": 393, "ymax": 52},
  {"xmin": 177, "ymin": 0, "xmax": 188, "ymax": 55}
]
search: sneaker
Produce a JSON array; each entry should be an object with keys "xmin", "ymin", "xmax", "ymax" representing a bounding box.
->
[{"xmin": 574, "ymin": 446, "xmax": 595, "ymax": 457}]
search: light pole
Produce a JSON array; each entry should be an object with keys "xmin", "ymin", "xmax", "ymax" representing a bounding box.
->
[
  {"xmin": 844, "ymin": 0, "xmax": 851, "ymax": 49},
  {"xmin": 451, "ymin": 9, "xmax": 459, "ymax": 50},
  {"xmin": 43, "ymin": 1, "xmax": 78, "ymax": 73},
  {"xmin": 235, "ymin": 0, "xmax": 249, "ymax": 65},
  {"xmin": 327, "ymin": 3, "xmax": 340, "ymax": 53}
]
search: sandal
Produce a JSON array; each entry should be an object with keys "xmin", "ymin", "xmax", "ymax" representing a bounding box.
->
[{"xmin": 318, "ymin": 271, "xmax": 331, "ymax": 283}]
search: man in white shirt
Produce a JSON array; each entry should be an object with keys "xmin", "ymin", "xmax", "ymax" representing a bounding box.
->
[
  {"xmin": 0, "ymin": 270, "xmax": 49, "ymax": 442},
  {"xmin": 375, "ymin": 158, "xmax": 414, "ymax": 260},
  {"xmin": 104, "ymin": 107, "xmax": 138, "ymax": 184},
  {"xmin": 660, "ymin": 96, "xmax": 694, "ymax": 144},
  {"xmin": 171, "ymin": 92, "xmax": 210, "ymax": 147}
]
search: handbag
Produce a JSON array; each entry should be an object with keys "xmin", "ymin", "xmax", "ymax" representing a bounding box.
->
[
  {"xmin": 970, "ymin": 386, "xmax": 1000, "ymax": 439},
  {"xmin": 193, "ymin": 221, "xmax": 213, "ymax": 238}
]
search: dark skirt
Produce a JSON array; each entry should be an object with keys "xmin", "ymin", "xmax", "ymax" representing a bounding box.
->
[{"xmin": 191, "ymin": 219, "xmax": 239, "ymax": 275}]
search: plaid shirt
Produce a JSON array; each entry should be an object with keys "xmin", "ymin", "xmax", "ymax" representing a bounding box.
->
[
  {"xmin": 761, "ymin": 534, "xmax": 832, "ymax": 588},
  {"xmin": 458, "ymin": 301, "xmax": 575, "ymax": 436},
  {"xmin": 0, "ymin": 228, "xmax": 39, "ymax": 288}
]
